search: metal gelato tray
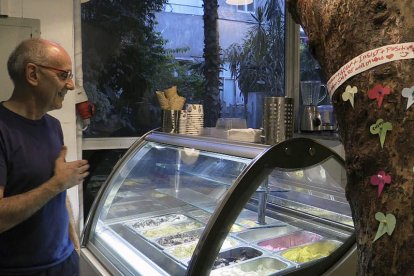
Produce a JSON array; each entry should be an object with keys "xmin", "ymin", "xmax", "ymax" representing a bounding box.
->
[
  {"xmin": 211, "ymin": 256, "xmax": 292, "ymax": 276},
  {"xmin": 164, "ymin": 241, "xmax": 199, "ymax": 263},
  {"xmin": 122, "ymin": 211, "xmax": 248, "ymax": 250},
  {"xmin": 235, "ymin": 210, "xmax": 283, "ymax": 228},
  {"xmin": 124, "ymin": 213, "xmax": 191, "ymax": 232},
  {"xmin": 163, "ymin": 237, "xmax": 245, "ymax": 265},
  {"xmin": 187, "ymin": 209, "xmax": 212, "ymax": 223},
  {"xmin": 139, "ymin": 219, "xmax": 204, "ymax": 239},
  {"xmin": 212, "ymin": 246, "xmax": 263, "ymax": 270},
  {"xmin": 236, "ymin": 225, "xmax": 299, "ymax": 243},
  {"xmin": 155, "ymin": 229, "xmax": 202, "ymax": 249},
  {"xmin": 257, "ymin": 230, "xmax": 324, "ymax": 252}
]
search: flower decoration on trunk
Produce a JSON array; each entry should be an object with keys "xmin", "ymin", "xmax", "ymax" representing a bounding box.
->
[
  {"xmin": 370, "ymin": 119, "xmax": 393, "ymax": 148},
  {"xmin": 342, "ymin": 85, "xmax": 358, "ymax": 108},
  {"xmin": 367, "ymin": 84, "xmax": 391, "ymax": 108},
  {"xmin": 373, "ymin": 212, "xmax": 396, "ymax": 242},
  {"xmin": 401, "ymin": 86, "xmax": 414, "ymax": 110},
  {"xmin": 370, "ymin": 170, "xmax": 391, "ymax": 197}
]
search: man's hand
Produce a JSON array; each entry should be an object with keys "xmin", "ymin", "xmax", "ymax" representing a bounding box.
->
[
  {"xmin": 52, "ymin": 146, "xmax": 89, "ymax": 192},
  {"xmin": 0, "ymin": 146, "xmax": 89, "ymax": 233}
]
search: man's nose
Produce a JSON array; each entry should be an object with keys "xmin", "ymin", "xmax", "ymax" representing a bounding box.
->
[{"xmin": 66, "ymin": 78, "xmax": 75, "ymax": 90}]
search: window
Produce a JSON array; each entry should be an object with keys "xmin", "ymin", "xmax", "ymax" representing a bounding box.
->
[
  {"xmin": 299, "ymin": 27, "xmax": 335, "ymax": 132},
  {"xmin": 164, "ymin": 0, "xmax": 203, "ymax": 15},
  {"xmin": 81, "ymin": 0, "xmax": 285, "ymax": 137},
  {"xmin": 237, "ymin": 0, "xmax": 255, "ymax": 13}
]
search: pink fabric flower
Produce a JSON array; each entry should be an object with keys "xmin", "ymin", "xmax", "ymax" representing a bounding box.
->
[
  {"xmin": 370, "ymin": 171, "xmax": 391, "ymax": 197},
  {"xmin": 367, "ymin": 84, "xmax": 391, "ymax": 108}
]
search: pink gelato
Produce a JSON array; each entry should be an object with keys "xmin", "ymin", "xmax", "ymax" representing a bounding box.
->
[{"xmin": 258, "ymin": 231, "xmax": 323, "ymax": 251}]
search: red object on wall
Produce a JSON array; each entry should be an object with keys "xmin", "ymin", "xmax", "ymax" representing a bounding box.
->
[{"xmin": 76, "ymin": 101, "xmax": 95, "ymax": 120}]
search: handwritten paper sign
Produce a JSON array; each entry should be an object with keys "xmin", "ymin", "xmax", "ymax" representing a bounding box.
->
[{"xmin": 327, "ymin": 42, "xmax": 414, "ymax": 96}]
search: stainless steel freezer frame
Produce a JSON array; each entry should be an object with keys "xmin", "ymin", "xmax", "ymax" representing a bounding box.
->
[{"xmin": 80, "ymin": 131, "xmax": 356, "ymax": 275}]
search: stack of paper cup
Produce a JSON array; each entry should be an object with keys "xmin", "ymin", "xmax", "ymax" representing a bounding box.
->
[
  {"xmin": 178, "ymin": 111, "xmax": 188, "ymax": 134},
  {"xmin": 185, "ymin": 104, "xmax": 204, "ymax": 135}
]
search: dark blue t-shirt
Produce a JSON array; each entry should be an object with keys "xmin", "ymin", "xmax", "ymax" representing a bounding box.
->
[{"xmin": 0, "ymin": 103, "xmax": 74, "ymax": 273}]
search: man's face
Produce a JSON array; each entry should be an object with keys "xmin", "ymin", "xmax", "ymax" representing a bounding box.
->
[{"xmin": 35, "ymin": 46, "xmax": 74, "ymax": 111}]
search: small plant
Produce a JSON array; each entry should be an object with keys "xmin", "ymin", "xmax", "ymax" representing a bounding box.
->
[{"xmin": 224, "ymin": 0, "xmax": 285, "ymax": 108}]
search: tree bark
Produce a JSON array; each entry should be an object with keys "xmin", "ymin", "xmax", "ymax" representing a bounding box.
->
[
  {"xmin": 286, "ymin": 1, "xmax": 414, "ymax": 275},
  {"xmin": 203, "ymin": 0, "xmax": 221, "ymax": 127}
]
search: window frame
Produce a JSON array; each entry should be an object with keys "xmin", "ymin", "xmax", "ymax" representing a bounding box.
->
[
  {"xmin": 236, "ymin": 0, "xmax": 256, "ymax": 13},
  {"xmin": 82, "ymin": 1, "xmax": 301, "ymax": 148}
]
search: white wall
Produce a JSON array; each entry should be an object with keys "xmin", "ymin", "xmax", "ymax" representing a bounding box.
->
[{"xmin": 4, "ymin": 0, "xmax": 81, "ymax": 227}]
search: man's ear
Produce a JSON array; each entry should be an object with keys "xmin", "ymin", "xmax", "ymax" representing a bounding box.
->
[{"xmin": 26, "ymin": 63, "xmax": 39, "ymax": 86}]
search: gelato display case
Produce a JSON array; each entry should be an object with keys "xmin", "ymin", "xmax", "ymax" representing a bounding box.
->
[{"xmin": 80, "ymin": 131, "xmax": 356, "ymax": 276}]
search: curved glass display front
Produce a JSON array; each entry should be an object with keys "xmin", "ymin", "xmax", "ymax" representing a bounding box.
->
[
  {"xmin": 207, "ymin": 158, "xmax": 353, "ymax": 275},
  {"xmin": 84, "ymin": 133, "xmax": 354, "ymax": 276}
]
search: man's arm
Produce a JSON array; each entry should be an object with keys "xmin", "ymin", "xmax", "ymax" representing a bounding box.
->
[
  {"xmin": 66, "ymin": 195, "xmax": 80, "ymax": 255},
  {"xmin": 0, "ymin": 146, "xmax": 89, "ymax": 233}
]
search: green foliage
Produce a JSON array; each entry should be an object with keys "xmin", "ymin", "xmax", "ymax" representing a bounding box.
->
[
  {"xmin": 299, "ymin": 39, "xmax": 322, "ymax": 81},
  {"xmin": 224, "ymin": 0, "xmax": 285, "ymax": 103},
  {"xmin": 81, "ymin": 0, "xmax": 171, "ymax": 135},
  {"xmin": 83, "ymin": 82, "xmax": 112, "ymax": 123},
  {"xmin": 133, "ymin": 46, "xmax": 205, "ymax": 124},
  {"xmin": 151, "ymin": 56, "xmax": 205, "ymax": 104},
  {"xmin": 82, "ymin": 0, "xmax": 208, "ymax": 136}
]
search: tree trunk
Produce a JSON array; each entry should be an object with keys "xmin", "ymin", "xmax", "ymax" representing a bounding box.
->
[
  {"xmin": 286, "ymin": 1, "xmax": 414, "ymax": 275},
  {"xmin": 203, "ymin": 0, "xmax": 221, "ymax": 127}
]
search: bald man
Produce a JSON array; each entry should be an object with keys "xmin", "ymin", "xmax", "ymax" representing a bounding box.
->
[{"xmin": 0, "ymin": 38, "xmax": 89, "ymax": 275}]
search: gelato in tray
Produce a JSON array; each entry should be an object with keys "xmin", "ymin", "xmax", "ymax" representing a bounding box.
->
[
  {"xmin": 165, "ymin": 237, "xmax": 242, "ymax": 261},
  {"xmin": 221, "ymin": 237, "xmax": 240, "ymax": 250},
  {"xmin": 213, "ymin": 247, "xmax": 262, "ymax": 269},
  {"xmin": 156, "ymin": 230, "xmax": 200, "ymax": 247},
  {"xmin": 238, "ymin": 219, "xmax": 259, "ymax": 228},
  {"xmin": 230, "ymin": 224, "xmax": 245, "ymax": 233},
  {"xmin": 258, "ymin": 231, "xmax": 323, "ymax": 251},
  {"xmin": 166, "ymin": 242, "xmax": 198, "ymax": 260},
  {"xmin": 157, "ymin": 230, "xmax": 240, "ymax": 249},
  {"xmin": 142, "ymin": 221, "xmax": 203, "ymax": 239},
  {"xmin": 211, "ymin": 257, "xmax": 289, "ymax": 276},
  {"xmin": 128, "ymin": 213, "xmax": 189, "ymax": 231},
  {"xmin": 280, "ymin": 240, "xmax": 341, "ymax": 263}
]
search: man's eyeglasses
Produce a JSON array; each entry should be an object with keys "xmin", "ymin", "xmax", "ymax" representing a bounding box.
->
[{"xmin": 34, "ymin": 64, "xmax": 73, "ymax": 81}]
